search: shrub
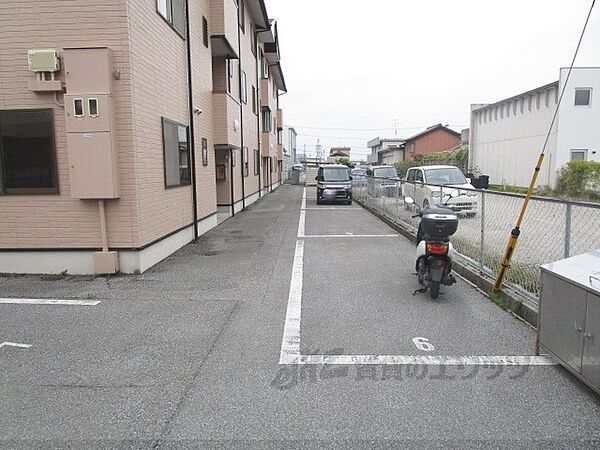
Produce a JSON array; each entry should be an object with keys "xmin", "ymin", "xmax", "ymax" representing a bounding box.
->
[{"xmin": 555, "ymin": 160, "xmax": 600, "ymax": 200}]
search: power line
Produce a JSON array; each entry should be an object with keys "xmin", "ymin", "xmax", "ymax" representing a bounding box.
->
[{"xmin": 293, "ymin": 124, "xmax": 468, "ymax": 132}]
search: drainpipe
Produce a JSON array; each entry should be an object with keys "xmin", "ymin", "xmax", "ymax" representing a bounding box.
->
[
  {"xmin": 98, "ymin": 200, "xmax": 109, "ymax": 252},
  {"xmin": 185, "ymin": 0, "xmax": 199, "ymax": 239},
  {"xmin": 256, "ymin": 27, "xmax": 272, "ymax": 197},
  {"xmin": 230, "ymin": 148, "xmax": 235, "ymax": 216},
  {"xmin": 237, "ymin": 15, "xmax": 246, "ymax": 209}
]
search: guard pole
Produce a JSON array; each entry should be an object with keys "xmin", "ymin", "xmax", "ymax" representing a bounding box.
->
[{"xmin": 492, "ymin": 153, "xmax": 545, "ymax": 292}]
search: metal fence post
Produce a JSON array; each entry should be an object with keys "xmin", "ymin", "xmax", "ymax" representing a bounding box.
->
[
  {"xmin": 479, "ymin": 190, "xmax": 485, "ymax": 273},
  {"xmin": 564, "ymin": 202, "xmax": 572, "ymax": 259}
]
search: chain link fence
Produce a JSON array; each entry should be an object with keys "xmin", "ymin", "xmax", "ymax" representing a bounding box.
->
[{"xmin": 353, "ymin": 176, "xmax": 600, "ymax": 302}]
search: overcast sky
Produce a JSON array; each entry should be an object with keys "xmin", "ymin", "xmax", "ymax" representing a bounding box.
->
[{"xmin": 265, "ymin": 0, "xmax": 600, "ymax": 159}]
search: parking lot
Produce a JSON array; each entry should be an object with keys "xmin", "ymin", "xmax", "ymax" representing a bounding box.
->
[{"xmin": 1, "ymin": 185, "xmax": 599, "ymax": 447}]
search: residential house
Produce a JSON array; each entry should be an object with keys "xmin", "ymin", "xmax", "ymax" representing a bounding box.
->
[
  {"xmin": 327, "ymin": 147, "xmax": 351, "ymax": 163},
  {"xmin": 0, "ymin": 0, "xmax": 287, "ymax": 275},
  {"xmin": 469, "ymin": 67, "xmax": 600, "ymax": 188},
  {"xmin": 404, "ymin": 124, "xmax": 461, "ymax": 160},
  {"xmin": 366, "ymin": 138, "xmax": 405, "ymax": 165}
]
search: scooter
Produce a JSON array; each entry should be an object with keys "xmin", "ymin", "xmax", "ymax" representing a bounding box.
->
[{"xmin": 405, "ymin": 191, "xmax": 459, "ymax": 299}]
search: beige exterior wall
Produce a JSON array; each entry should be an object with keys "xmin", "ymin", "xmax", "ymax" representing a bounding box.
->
[
  {"xmin": 0, "ymin": 0, "xmax": 137, "ymax": 249},
  {"xmin": 0, "ymin": 0, "xmax": 286, "ymax": 273}
]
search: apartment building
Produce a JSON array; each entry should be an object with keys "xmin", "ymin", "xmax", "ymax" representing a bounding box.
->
[
  {"xmin": 282, "ymin": 125, "xmax": 297, "ymax": 173},
  {"xmin": 0, "ymin": 0, "xmax": 287, "ymax": 275},
  {"xmin": 469, "ymin": 68, "xmax": 600, "ymax": 188}
]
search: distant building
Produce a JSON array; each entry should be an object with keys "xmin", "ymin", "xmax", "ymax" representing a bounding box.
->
[
  {"xmin": 327, "ymin": 147, "xmax": 351, "ymax": 163},
  {"xmin": 404, "ymin": 124, "xmax": 461, "ymax": 160},
  {"xmin": 282, "ymin": 126, "xmax": 297, "ymax": 173},
  {"xmin": 366, "ymin": 138, "xmax": 405, "ymax": 165},
  {"xmin": 469, "ymin": 67, "xmax": 600, "ymax": 188}
]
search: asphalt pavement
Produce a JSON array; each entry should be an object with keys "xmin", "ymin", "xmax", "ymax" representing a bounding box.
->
[{"xmin": 0, "ymin": 185, "xmax": 599, "ymax": 449}]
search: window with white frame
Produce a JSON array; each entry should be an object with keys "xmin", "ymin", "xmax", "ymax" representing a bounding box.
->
[
  {"xmin": 162, "ymin": 117, "xmax": 190, "ymax": 187},
  {"xmin": 254, "ymin": 149, "xmax": 260, "ymax": 175},
  {"xmin": 241, "ymin": 71, "xmax": 247, "ymax": 104},
  {"xmin": 570, "ymin": 149, "xmax": 588, "ymax": 161},
  {"xmin": 575, "ymin": 88, "xmax": 592, "ymax": 106},
  {"xmin": 243, "ymin": 146, "xmax": 249, "ymax": 177},
  {"xmin": 157, "ymin": 0, "xmax": 186, "ymax": 37}
]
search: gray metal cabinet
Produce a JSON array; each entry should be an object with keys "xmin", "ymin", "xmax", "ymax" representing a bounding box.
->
[
  {"xmin": 538, "ymin": 251, "xmax": 600, "ymax": 395},
  {"xmin": 582, "ymin": 295, "xmax": 600, "ymax": 387}
]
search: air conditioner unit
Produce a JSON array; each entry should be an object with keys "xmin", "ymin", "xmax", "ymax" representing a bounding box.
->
[{"xmin": 28, "ymin": 49, "xmax": 60, "ymax": 72}]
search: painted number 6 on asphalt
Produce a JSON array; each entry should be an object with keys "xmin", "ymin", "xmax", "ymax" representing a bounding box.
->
[{"xmin": 412, "ymin": 337, "xmax": 434, "ymax": 352}]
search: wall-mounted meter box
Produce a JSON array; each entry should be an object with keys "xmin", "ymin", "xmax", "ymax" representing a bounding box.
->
[
  {"xmin": 28, "ymin": 49, "xmax": 60, "ymax": 72},
  {"xmin": 63, "ymin": 47, "xmax": 119, "ymax": 199}
]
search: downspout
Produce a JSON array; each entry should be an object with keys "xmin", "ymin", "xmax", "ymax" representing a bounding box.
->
[
  {"xmin": 256, "ymin": 27, "xmax": 271, "ymax": 197},
  {"xmin": 185, "ymin": 0, "xmax": 199, "ymax": 239},
  {"xmin": 237, "ymin": 14, "xmax": 246, "ymax": 209},
  {"xmin": 230, "ymin": 148, "xmax": 235, "ymax": 216}
]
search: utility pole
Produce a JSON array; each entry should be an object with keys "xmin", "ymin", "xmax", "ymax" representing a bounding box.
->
[
  {"xmin": 316, "ymin": 139, "xmax": 322, "ymax": 163},
  {"xmin": 393, "ymin": 119, "xmax": 399, "ymax": 138}
]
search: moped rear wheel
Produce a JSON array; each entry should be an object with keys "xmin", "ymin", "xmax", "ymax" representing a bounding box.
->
[{"xmin": 430, "ymin": 281, "xmax": 440, "ymax": 299}]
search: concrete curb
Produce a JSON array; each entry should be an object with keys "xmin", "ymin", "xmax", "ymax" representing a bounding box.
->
[{"xmin": 355, "ymin": 197, "xmax": 539, "ymax": 328}]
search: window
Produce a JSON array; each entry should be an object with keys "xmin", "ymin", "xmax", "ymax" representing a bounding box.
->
[
  {"xmin": 260, "ymin": 49, "xmax": 268, "ymax": 79},
  {"xmin": 570, "ymin": 149, "xmax": 588, "ymax": 161},
  {"xmin": 227, "ymin": 59, "xmax": 234, "ymax": 94},
  {"xmin": 156, "ymin": 0, "xmax": 186, "ymax": 37},
  {"xmin": 250, "ymin": 24, "xmax": 256, "ymax": 56},
  {"xmin": 241, "ymin": 71, "xmax": 247, "ymax": 104},
  {"xmin": 545, "ymin": 90, "xmax": 550, "ymax": 107},
  {"xmin": 0, "ymin": 109, "xmax": 58, "ymax": 194},
  {"xmin": 202, "ymin": 16, "xmax": 209, "ymax": 48},
  {"xmin": 243, "ymin": 146, "xmax": 249, "ymax": 177},
  {"xmin": 88, "ymin": 98, "xmax": 98, "ymax": 117},
  {"xmin": 238, "ymin": 0, "xmax": 245, "ymax": 33},
  {"xmin": 415, "ymin": 170, "xmax": 424, "ymax": 183},
  {"xmin": 277, "ymin": 129, "xmax": 282, "ymax": 145},
  {"xmin": 162, "ymin": 117, "xmax": 190, "ymax": 187},
  {"xmin": 262, "ymin": 108, "xmax": 272, "ymax": 132},
  {"xmin": 231, "ymin": 149, "xmax": 236, "ymax": 167},
  {"xmin": 575, "ymin": 88, "xmax": 592, "ymax": 106},
  {"xmin": 202, "ymin": 137, "xmax": 208, "ymax": 166},
  {"xmin": 73, "ymin": 98, "xmax": 84, "ymax": 117},
  {"xmin": 254, "ymin": 149, "xmax": 260, "ymax": 175},
  {"xmin": 252, "ymin": 86, "xmax": 257, "ymax": 114},
  {"xmin": 406, "ymin": 169, "xmax": 415, "ymax": 182}
]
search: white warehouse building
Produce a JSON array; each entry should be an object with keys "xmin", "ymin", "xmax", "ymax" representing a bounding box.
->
[{"xmin": 469, "ymin": 67, "xmax": 600, "ymax": 188}]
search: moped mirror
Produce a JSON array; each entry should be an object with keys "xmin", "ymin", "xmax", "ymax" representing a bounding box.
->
[
  {"xmin": 349, "ymin": 176, "xmax": 353, "ymax": 181},
  {"xmin": 404, "ymin": 196, "xmax": 415, "ymax": 205}
]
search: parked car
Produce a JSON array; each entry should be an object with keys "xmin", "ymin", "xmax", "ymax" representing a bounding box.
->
[
  {"xmin": 367, "ymin": 165, "xmax": 400, "ymax": 197},
  {"xmin": 403, "ymin": 165, "xmax": 478, "ymax": 216},
  {"xmin": 350, "ymin": 168, "xmax": 367, "ymax": 187},
  {"xmin": 315, "ymin": 164, "xmax": 353, "ymax": 205}
]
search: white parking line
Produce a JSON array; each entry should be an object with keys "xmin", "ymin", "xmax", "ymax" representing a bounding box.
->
[
  {"xmin": 0, "ymin": 342, "xmax": 32, "ymax": 349},
  {"xmin": 278, "ymin": 185, "xmax": 555, "ymax": 367},
  {"xmin": 289, "ymin": 354, "xmax": 556, "ymax": 366},
  {"xmin": 303, "ymin": 234, "xmax": 399, "ymax": 238},
  {"xmin": 279, "ymin": 239, "xmax": 304, "ymax": 364},
  {"xmin": 0, "ymin": 298, "xmax": 101, "ymax": 306}
]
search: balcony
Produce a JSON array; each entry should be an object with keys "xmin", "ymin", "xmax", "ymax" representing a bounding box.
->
[
  {"xmin": 276, "ymin": 109, "xmax": 283, "ymax": 130},
  {"xmin": 261, "ymin": 131, "xmax": 274, "ymax": 157},
  {"xmin": 209, "ymin": 0, "xmax": 239, "ymax": 58},
  {"xmin": 260, "ymin": 78, "xmax": 272, "ymax": 108},
  {"xmin": 213, "ymin": 93, "xmax": 241, "ymax": 148}
]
